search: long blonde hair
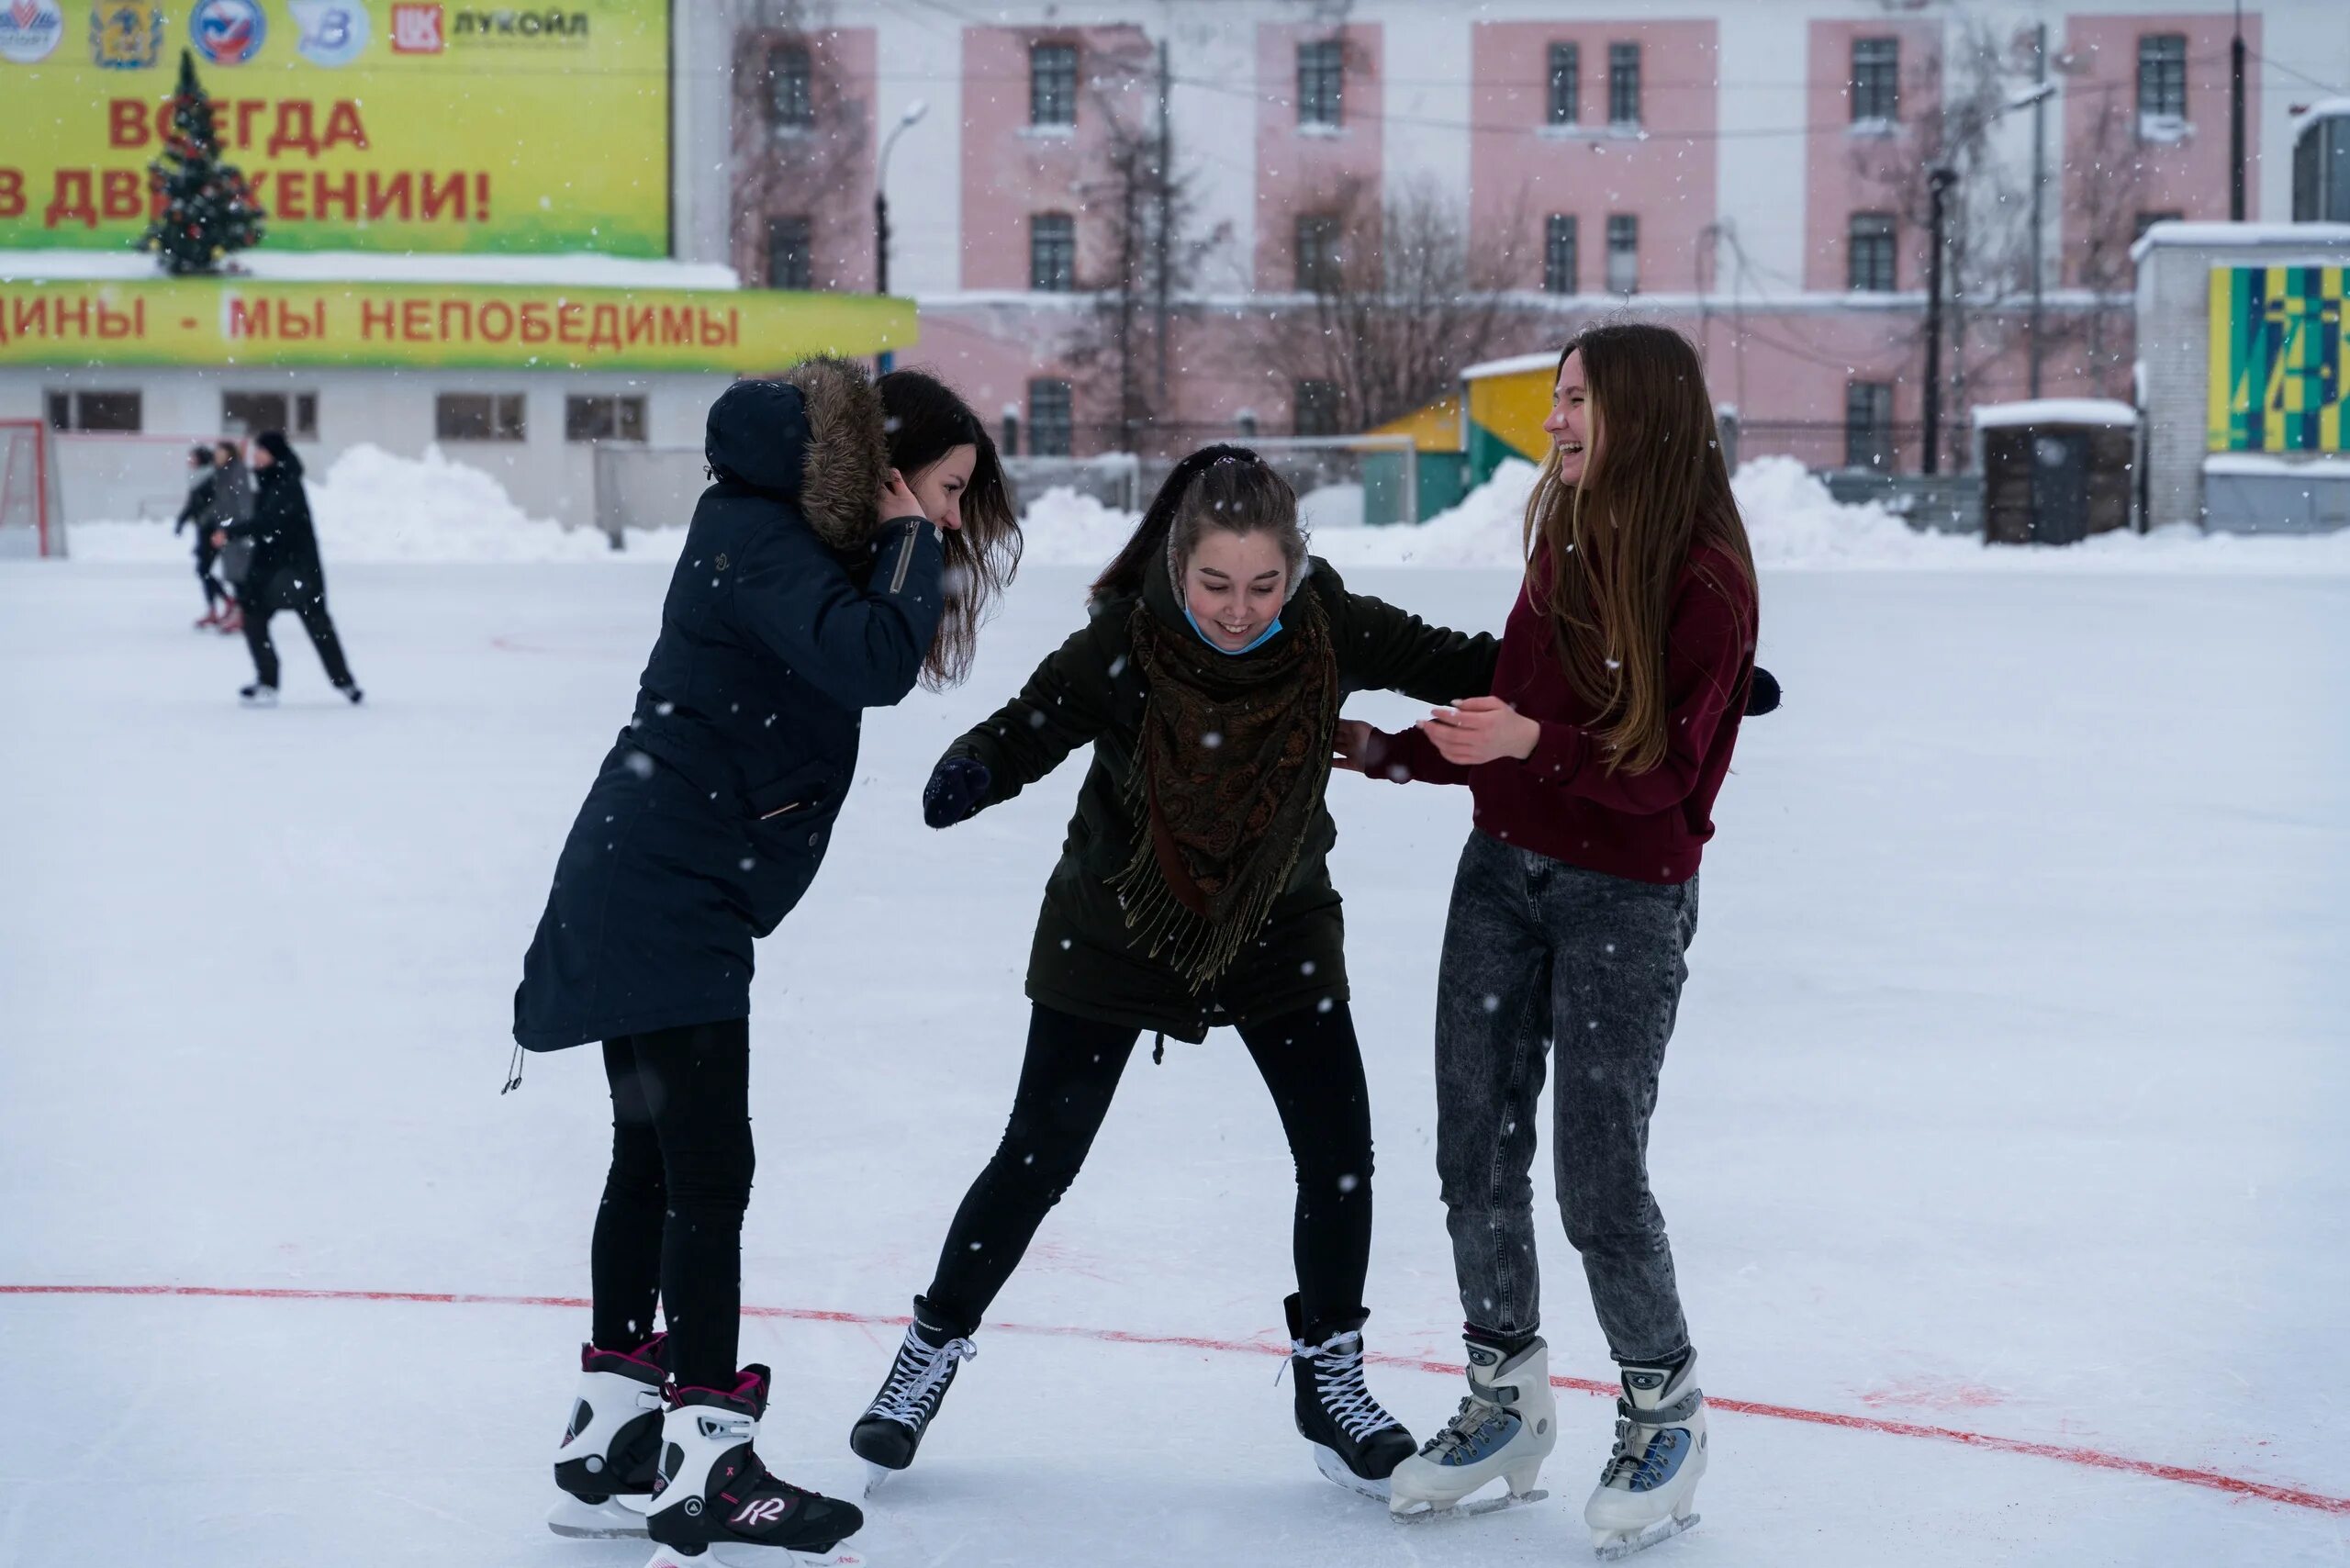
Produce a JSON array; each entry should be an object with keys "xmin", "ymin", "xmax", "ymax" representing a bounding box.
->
[{"xmin": 1521, "ymin": 324, "xmax": 1755, "ymax": 775}]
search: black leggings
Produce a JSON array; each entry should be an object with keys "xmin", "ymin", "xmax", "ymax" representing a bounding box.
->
[
  {"xmin": 241, "ymin": 596, "xmax": 354, "ymax": 689},
  {"xmin": 194, "ymin": 546, "xmax": 228, "ymax": 609},
  {"xmin": 591, "ymin": 1020, "xmax": 755, "ymax": 1390},
  {"xmin": 923, "ymin": 1001, "xmax": 1375, "ymax": 1339}
]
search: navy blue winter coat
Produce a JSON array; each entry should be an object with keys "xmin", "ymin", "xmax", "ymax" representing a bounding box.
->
[{"xmin": 514, "ymin": 360, "xmax": 945, "ymax": 1051}]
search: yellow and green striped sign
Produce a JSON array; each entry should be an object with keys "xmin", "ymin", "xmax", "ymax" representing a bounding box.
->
[{"xmin": 2208, "ymin": 266, "xmax": 2348, "ymax": 454}]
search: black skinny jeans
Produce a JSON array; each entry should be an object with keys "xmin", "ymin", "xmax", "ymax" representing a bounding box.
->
[
  {"xmin": 923, "ymin": 1001, "xmax": 1376, "ymax": 1340},
  {"xmin": 591, "ymin": 1019, "xmax": 755, "ymax": 1391},
  {"xmin": 241, "ymin": 596, "xmax": 355, "ymax": 689}
]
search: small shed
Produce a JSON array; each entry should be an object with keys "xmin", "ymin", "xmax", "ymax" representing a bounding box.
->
[
  {"xmin": 1358, "ymin": 396, "xmax": 1469, "ymax": 523},
  {"xmin": 1971, "ymin": 399, "xmax": 2140, "ymax": 545}
]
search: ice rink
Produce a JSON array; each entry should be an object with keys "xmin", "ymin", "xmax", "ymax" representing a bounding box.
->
[{"xmin": 3, "ymin": 557, "xmax": 2345, "ymax": 1568}]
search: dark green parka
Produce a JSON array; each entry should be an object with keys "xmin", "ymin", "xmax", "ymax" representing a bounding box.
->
[{"xmin": 944, "ymin": 550, "xmax": 1498, "ymax": 1041}]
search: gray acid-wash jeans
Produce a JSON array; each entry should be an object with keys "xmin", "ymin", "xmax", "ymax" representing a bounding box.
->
[{"xmin": 1434, "ymin": 829, "xmax": 1698, "ymax": 1367}]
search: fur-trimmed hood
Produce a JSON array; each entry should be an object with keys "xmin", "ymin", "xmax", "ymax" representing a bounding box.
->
[{"xmin": 703, "ymin": 355, "xmax": 888, "ymax": 550}]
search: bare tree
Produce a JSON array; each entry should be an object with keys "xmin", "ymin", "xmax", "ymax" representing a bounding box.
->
[
  {"xmin": 729, "ymin": 2, "xmax": 868, "ymax": 293},
  {"xmin": 2051, "ymin": 92, "xmax": 2149, "ymax": 398},
  {"xmin": 1260, "ymin": 174, "xmax": 1518, "ymax": 435}
]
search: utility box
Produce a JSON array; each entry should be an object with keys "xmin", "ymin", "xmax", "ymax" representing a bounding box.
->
[{"xmin": 1972, "ymin": 400, "xmax": 2138, "ymax": 545}]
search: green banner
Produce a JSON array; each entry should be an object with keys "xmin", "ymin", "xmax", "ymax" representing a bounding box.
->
[{"xmin": 2208, "ymin": 266, "xmax": 2348, "ymax": 454}]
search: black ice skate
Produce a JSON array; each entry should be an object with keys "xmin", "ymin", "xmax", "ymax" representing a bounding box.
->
[
  {"xmin": 1285, "ymin": 1293, "xmax": 1416, "ymax": 1501},
  {"xmin": 848, "ymin": 1299, "xmax": 977, "ymax": 1492},
  {"xmin": 643, "ymin": 1365, "xmax": 863, "ymax": 1567},
  {"xmin": 547, "ymin": 1332, "xmax": 667, "ymax": 1539},
  {"xmin": 239, "ymin": 683, "xmax": 277, "ymax": 707}
]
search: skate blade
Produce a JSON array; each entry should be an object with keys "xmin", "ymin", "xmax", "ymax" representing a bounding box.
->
[
  {"xmin": 1392, "ymin": 1485, "xmax": 1550, "ymax": 1522},
  {"xmin": 643, "ymin": 1545, "xmax": 862, "ymax": 1568},
  {"xmin": 545, "ymin": 1494, "xmax": 650, "ymax": 1539},
  {"xmin": 862, "ymin": 1460, "xmax": 897, "ymax": 1498},
  {"xmin": 1312, "ymin": 1443, "xmax": 1393, "ymax": 1503},
  {"xmin": 1593, "ymin": 1510, "xmax": 1699, "ymax": 1561}
]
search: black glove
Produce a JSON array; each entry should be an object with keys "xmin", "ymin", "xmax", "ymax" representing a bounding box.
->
[
  {"xmin": 923, "ymin": 756, "xmax": 991, "ymax": 829},
  {"xmin": 1746, "ymin": 666, "xmax": 1782, "ymax": 717}
]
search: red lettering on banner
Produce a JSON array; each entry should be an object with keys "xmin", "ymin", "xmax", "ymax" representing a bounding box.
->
[
  {"xmin": 108, "ymin": 101, "xmax": 152, "ymax": 150},
  {"xmin": 360, "ymin": 300, "xmax": 397, "ymax": 339},
  {"xmin": 420, "ymin": 172, "xmax": 466, "ymax": 222},
  {"xmin": 100, "ymin": 170, "xmax": 144, "ymax": 221},
  {"xmin": 0, "ymin": 170, "xmax": 25, "ymax": 221},
  {"xmin": 266, "ymin": 103, "xmax": 321, "ymax": 161},
  {"xmin": 364, "ymin": 173, "xmax": 412, "ymax": 222},
  {"xmin": 44, "ymin": 171, "xmax": 98, "ymax": 230},
  {"xmin": 314, "ymin": 173, "xmax": 359, "ymax": 222},
  {"xmin": 477, "ymin": 301, "xmax": 513, "ymax": 342},
  {"xmin": 322, "ymin": 101, "xmax": 370, "ymax": 153}
]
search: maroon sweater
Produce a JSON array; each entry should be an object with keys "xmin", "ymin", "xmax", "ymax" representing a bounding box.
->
[{"xmin": 1373, "ymin": 545, "xmax": 1756, "ymax": 885}]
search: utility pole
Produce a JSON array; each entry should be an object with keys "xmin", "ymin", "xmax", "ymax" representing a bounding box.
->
[
  {"xmin": 874, "ymin": 100, "xmax": 929, "ymax": 375},
  {"xmin": 2029, "ymin": 22, "xmax": 2048, "ymax": 398},
  {"xmin": 1922, "ymin": 166, "xmax": 1957, "ymax": 476},
  {"xmin": 2230, "ymin": 0, "xmax": 2247, "ymax": 220},
  {"xmin": 1155, "ymin": 35, "xmax": 1172, "ymax": 413}
]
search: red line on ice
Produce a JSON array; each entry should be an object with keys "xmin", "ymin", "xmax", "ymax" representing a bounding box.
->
[{"xmin": 6, "ymin": 1281, "xmax": 2343, "ymax": 1518}]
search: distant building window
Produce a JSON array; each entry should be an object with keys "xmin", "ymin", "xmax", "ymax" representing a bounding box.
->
[
  {"xmin": 436, "ymin": 393, "xmax": 526, "ymax": 442},
  {"xmin": 565, "ymin": 395, "xmax": 647, "ymax": 443},
  {"xmin": 1294, "ymin": 379, "xmax": 1341, "ymax": 438},
  {"xmin": 1295, "ymin": 212, "xmax": 1343, "ymax": 293},
  {"xmin": 767, "ymin": 215, "xmax": 811, "ymax": 290},
  {"xmin": 1848, "ymin": 212, "xmax": 1897, "ymax": 292},
  {"xmin": 1606, "ymin": 214, "xmax": 1639, "ymax": 294},
  {"xmin": 222, "ymin": 390, "xmax": 318, "ymax": 439},
  {"xmin": 1027, "ymin": 378, "xmax": 1072, "ymax": 456},
  {"xmin": 2138, "ymin": 34, "xmax": 2187, "ymax": 122},
  {"xmin": 1851, "ymin": 37, "xmax": 1898, "ymax": 122},
  {"xmin": 1845, "ymin": 381, "xmax": 1895, "ymax": 469},
  {"xmin": 45, "ymin": 390, "xmax": 142, "ymax": 431},
  {"xmin": 1031, "ymin": 41, "xmax": 1077, "ymax": 127},
  {"xmin": 1298, "ymin": 39, "xmax": 1344, "ymax": 127},
  {"xmin": 1548, "ymin": 42, "xmax": 1580, "ymax": 125},
  {"xmin": 1031, "ymin": 212, "xmax": 1076, "ymax": 292},
  {"xmin": 1607, "ymin": 41, "xmax": 1640, "ymax": 127},
  {"xmin": 2133, "ymin": 209, "xmax": 2184, "ymax": 241},
  {"xmin": 767, "ymin": 43, "xmax": 812, "ymax": 129},
  {"xmin": 1543, "ymin": 214, "xmax": 1579, "ymax": 294}
]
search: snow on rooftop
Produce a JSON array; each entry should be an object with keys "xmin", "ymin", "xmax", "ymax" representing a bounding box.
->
[
  {"xmin": 0, "ymin": 250, "xmax": 741, "ymax": 290},
  {"xmin": 1971, "ymin": 398, "xmax": 2139, "ymax": 430},
  {"xmin": 2130, "ymin": 221, "xmax": 2350, "ymax": 263},
  {"xmin": 1459, "ymin": 350, "xmax": 1563, "ymax": 382},
  {"xmin": 2292, "ymin": 97, "xmax": 2350, "ymax": 132},
  {"xmin": 2205, "ymin": 452, "xmax": 2350, "ymax": 476}
]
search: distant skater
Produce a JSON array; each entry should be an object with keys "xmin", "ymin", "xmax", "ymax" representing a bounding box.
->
[{"xmin": 214, "ymin": 431, "xmax": 360, "ymax": 707}]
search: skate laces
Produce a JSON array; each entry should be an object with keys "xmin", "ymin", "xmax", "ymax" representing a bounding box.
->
[
  {"xmin": 1422, "ymin": 1393, "xmax": 1514, "ymax": 1461},
  {"xmin": 1298, "ymin": 1331, "xmax": 1400, "ymax": 1443},
  {"xmin": 865, "ymin": 1326, "xmax": 975, "ymax": 1429},
  {"xmin": 1601, "ymin": 1399, "xmax": 1691, "ymax": 1491}
]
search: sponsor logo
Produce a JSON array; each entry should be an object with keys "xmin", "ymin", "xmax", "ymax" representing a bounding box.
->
[
  {"xmin": 732, "ymin": 1497, "xmax": 791, "ymax": 1528},
  {"xmin": 452, "ymin": 7, "xmax": 589, "ymax": 45},
  {"xmin": 190, "ymin": 0, "xmax": 266, "ymax": 65},
  {"xmin": 88, "ymin": 1, "xmax": 162, "ymax": 68},
  {"xmin": 291, "ymin": 1, "xmax": 369, "ymax": 67},
  {"xmin": 0, "ymin": 0, "xmax": 64, "ymax": 65},
  {"xmin": 388, "ymin": 3, "xmax": 442, "ymax": 53}
]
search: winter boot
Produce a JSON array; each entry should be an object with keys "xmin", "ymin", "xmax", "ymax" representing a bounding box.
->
[
  {"xmin": 643, "ymin": 1366, "xmax": 862, "ymax": 1567},
  {"xmin": 239, "ymin": 683, "xmax": 277, "ymax": 708},
  {"xmin": 1388, "ymin": 1334, "xmax": 1558, "ymax": 1518},
  {"xmin": 1584, "ymin": 1353, "xmax": 1707, "ymax": 1560},
  {"xmin": 547, "ymin": 1333, "xmax": 668, "ymax": 1538},
  {"xmin": 1284, "ymin": 1293, "xmax": 1415, "ymax": 1501},
  {"xmin": 848, "ymin": 1298, "xmax": 976, "ymax": 1490}
]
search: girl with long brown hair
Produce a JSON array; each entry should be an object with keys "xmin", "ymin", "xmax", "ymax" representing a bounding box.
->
[{"xmin": 1344, "ymin": 324, "xmax": 1759, "ymax": 1557}]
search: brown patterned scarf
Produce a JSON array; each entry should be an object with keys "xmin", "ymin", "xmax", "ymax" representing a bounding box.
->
[{"xmin": 1112, "ymin": 589, "xmax": 1339, "ymax": 992}]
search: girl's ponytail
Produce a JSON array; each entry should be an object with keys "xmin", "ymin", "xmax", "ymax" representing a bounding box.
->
[{"xmin": 1091, "ymin": 442, "xmax": 1264, "ymax": 603}]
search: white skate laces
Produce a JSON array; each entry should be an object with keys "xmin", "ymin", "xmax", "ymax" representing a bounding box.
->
[
  {"xmin": 1295, "ymin": 1329, "xmax": 1400, "ymax": 1442},
  {"xmin": 864, "ymin": 1325, "xmax": 975, "ymax": 1430}
]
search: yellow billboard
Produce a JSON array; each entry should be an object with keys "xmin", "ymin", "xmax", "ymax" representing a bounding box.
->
[
  {"xmin": 0, "ymin": 2, "xmax": 670, "ymax": 256},
  {"xmin": 0, "ymin": 277, "xmax": 916, "ymax": 371},
  {"xmin": 2208, "ymin": 266, "xmax": 2349, "ymax": 454}
]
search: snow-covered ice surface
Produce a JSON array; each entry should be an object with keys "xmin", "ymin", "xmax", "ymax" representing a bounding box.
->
[{"xmin": 3, "ymin": 555, "xmax": 2346, "ymax": 1568}]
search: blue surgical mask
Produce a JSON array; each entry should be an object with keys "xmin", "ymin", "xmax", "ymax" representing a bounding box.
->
[{"xmin": 1183, "ymin": 604, "xmax": 1282, "ymax": 655}]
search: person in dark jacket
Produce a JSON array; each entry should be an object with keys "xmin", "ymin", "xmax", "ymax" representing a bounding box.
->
[
  {"xmin": 214, "ymin": 431, "xmax": 358, "ymax": 706},
  {"xmin": 172, "ymin": 444, "xmax": 229, "ymax": 628},
  {"xmin": 846, "ymin": 446, "xmax": 1501, "ymax": 1505},
  {"xmin": 203, "ymin": 440, "xmax": 254, "ymax": 635},
  {"xmin": 517, "ymin": 359, "xmax": 1020, "ymax": 1563}
]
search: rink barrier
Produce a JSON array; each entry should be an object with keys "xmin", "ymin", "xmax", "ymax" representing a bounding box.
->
[{"xmin": 6, "ymin": 1281, "xmax": 2344, "ymax": 1519}]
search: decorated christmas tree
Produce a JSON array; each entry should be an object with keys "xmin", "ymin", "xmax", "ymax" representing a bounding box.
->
[{"xmin": 142, "ymin": 50, "xmax": 266, "ymax": 275}]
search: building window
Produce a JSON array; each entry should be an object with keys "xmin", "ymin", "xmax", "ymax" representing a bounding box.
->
[
  {"xmin": 1851, "ymin": 37, "xmax": 1898, "ymax": 123},
  {"xmin": 767, "ymin": 43, "xmax": 812, "ymax": 129},
  {"xmin": 1298, "ymin": 39, "xmax": 1344, "ymax": 128},
  {"xmin": 1548, "ymin": 42, "xmax": 1580, "ymax": 126},
  {"xmin": 1543, "ymin": 214, "xmax": 1579, "ymax": 294},
  {"xmin": 2137, "ymin": 34, "xmax": 2187, "ymax": 123},
  {"xmin": 1607, "ymin": 41, "xmax": 1640, "ymax": 128},
  {"xmin": 766, "ymin": 215, "xmax": 811, "ymax": 290},
  {"xmin": 1294, "ymin": 379, "xmax": 1341, "ymax": 438},
  {"xmin": 1030, "ymin": 41, "xmax": 1077, "ymax": 127},
  {"xmin": 2133, "ymin": 209, "xmax": 2184, "ymax": 241},
  {"xmin": 565, "ymin": 395, "xmax": 647, "ymax": 443},
  {"xmin": 222, "ymin": 390, "xmax": 318, "ymax": 439},
  {"xmin": 1844, "ymin": 381, "xmax": 1895, "ymax": 469},
  {"xmin": 45, "ymin": 390, "xmax": 142, "ymax": 431},
  {"xmin": 1030, "ymin": 213, "xmax": 1076, "ymax": 292},
  {"xmin": 1848, "ymin": 212, "xmax": 1897, "ymax": 292},
  {"xmin": 1606, "ymin": 214, "xmax": 1638, "ymax": 294},
  {"xmin": 1027, "ymin": 378, "xmax": 1072, "ymax": 456},
  {"xmin": 1295, "ymin": 212, "xmax": 1343, "ymax": 293},
  {"xmin": 436, "ymin": 393, "xmax": 526, "ymax": 442}
]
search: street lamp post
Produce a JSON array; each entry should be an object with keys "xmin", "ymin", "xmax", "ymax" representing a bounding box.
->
[
  {"xmin": 1921, "ymin": 166, "xmax": 1958, "ymax": 476},
  {"xmin": 874, "ymin": 99, "xmax": 929, "ymax": 375}
]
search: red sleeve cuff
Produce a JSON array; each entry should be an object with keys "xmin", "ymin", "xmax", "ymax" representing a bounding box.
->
[
  {"xmin": 1372, "ymin": 725, "xmax": 1472, "ymax": 786},
  {"xmin": 1522, "ymin": 720, "xmax": 1586, "ymax": 784}
]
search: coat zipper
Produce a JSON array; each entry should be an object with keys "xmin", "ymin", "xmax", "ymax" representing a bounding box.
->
[{"xmin": 888, "ymin": 522, "xmax": 921, "ymax": 593}]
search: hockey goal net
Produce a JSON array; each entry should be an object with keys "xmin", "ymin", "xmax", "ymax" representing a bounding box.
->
[{"xmin": 0, "ymin": 419, "xmax": 66, "ymax": 559}]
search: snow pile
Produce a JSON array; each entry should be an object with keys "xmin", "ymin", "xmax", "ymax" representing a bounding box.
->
[
  {"xmin": 71, "ymin": 443, "xmax": 647, "ymax": 564},
  {"xmin": 1017, "ymin": 486, "xmax": 1147, "ymax": 566},
  {"xmin": 1731, "ymin": 456, "xmax": 1978, "ymax": 567}
]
